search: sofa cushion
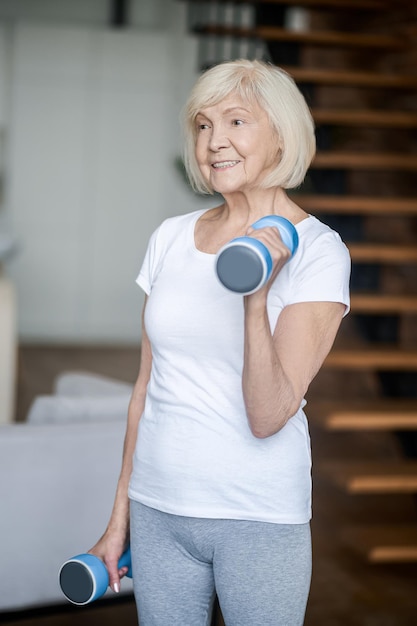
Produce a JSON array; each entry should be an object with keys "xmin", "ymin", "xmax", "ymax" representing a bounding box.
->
[
  {"xmin": 27, "ymin": 394, "xmax": 130, "ymax": 424},
  {"xmin": 54, "ymin": 371, "xmax": 133, "ymax": 397}
]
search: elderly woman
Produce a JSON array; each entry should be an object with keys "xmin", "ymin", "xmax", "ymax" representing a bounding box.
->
[{"xmin": 90, "ymin": 59, "xmax": 350, "ymax": 625}]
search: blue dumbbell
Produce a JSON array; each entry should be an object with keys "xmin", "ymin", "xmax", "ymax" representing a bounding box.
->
[
  {"xmin": 59, "ymin": 548, "xmax": 132, "ymax": 605},
  {"xmin": 215, "ymin": 215, "xmax": 298, "ymax": 295}
]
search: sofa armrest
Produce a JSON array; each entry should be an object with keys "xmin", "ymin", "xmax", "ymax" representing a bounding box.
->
[{"xmin": 0, "ymin": 277, "xmax": 17, "ymax": 425}]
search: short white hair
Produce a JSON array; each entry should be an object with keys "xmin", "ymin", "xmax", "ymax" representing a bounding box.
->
[{"xmin": 182, "ymin": 59, "xmax": 316, "ymax": 194}]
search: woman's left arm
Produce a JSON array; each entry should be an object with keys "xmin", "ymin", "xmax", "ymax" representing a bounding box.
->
[{"xmin": 242, "ymin": 297, "xmax": 345, "ymax": 438}]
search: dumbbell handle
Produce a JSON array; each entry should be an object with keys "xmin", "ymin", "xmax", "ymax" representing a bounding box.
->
[{"xmin": 116, "ymin": 549, "xmax": 132, "ymax": 573}]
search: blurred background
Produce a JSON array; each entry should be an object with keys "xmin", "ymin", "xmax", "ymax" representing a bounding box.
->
[
  {"xmin": 0, "ymin": 0, "xmax": 211, "ymax": 349},
  {"xmin": 1, "ymin": 1, "xmax": 417, "ymax": 625}
]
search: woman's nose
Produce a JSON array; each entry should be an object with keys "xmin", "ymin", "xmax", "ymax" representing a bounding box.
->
[{"xmin": 208, "ymin": 126, "xmax": 230, "ymax": 151}]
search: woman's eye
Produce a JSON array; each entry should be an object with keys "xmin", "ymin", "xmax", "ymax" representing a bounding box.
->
[
  {"xmin": 232, "ymin": 119, "xmax": 244, "ymax": 126},
  {"xmin": 197, "ymin": 122, "xmax": 209, "ymax": 131}
]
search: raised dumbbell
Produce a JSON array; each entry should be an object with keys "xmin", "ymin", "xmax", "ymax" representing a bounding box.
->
[
  {"xmin": 215, "ymin": 215, "xmax": 298, "ymax": 295},
  {"xmin": 59, "ymin": 547, "xmax": 132, "ymax": 605}
]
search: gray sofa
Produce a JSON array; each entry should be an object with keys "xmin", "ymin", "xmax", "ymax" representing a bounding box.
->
[{"xmin": 0, "ymin": 372, "xmax": 134, "ymax": 612}]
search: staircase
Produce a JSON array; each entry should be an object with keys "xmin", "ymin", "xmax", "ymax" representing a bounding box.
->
[{"xmin": 183, "ymin": 0, "xmax": 417, "ymax": 562}]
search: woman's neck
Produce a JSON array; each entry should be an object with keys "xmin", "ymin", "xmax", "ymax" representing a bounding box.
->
[{"xmin": 219, "ymin": 187, "xmax": 306, "ymax": 226}]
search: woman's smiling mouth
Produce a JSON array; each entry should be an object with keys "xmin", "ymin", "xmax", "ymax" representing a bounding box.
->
[{"xmin": 212, "ymin": 160, "xmax": 240, "ymax": 169}]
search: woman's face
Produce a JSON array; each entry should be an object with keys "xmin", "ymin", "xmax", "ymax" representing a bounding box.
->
[{"xmin": 194, "ymin": 93, "xmax": 280, "ymax": 195}]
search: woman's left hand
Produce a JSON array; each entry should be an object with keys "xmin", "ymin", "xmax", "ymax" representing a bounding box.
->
[{"xmin": 245, "ymin": 224, "xmax": 291, "ymax": 302}]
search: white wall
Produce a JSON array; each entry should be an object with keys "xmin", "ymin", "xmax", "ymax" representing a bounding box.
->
[
  {"xmin": 0, "ymin": 0, "xmax": 173, "ymax": 29},
  {"xmin": 0, "ymin": 23, "xmax": 8, "ymax": 126},
  {"xmin": 0, "ymin": 4, "xmax": 213, "ymax": 343}
]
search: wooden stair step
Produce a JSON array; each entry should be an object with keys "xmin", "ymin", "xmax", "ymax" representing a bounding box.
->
[
  {"xmin": 351, "ymin": 293, "xmax": 417, "ymax": 314},
  {"xmin": 289, "ymin": 195, "xmax": 417, "ymax": 215},
  {"xmin": 256, "ymin": 27, "xmax": 403, "ymax": 50},
  {"xmin": 348, "ymin": 243, "xmax": 417, "ymax": 263},
  {"xmin": 312, "ymin": 109, "xmax": 417, "ymax": 128},
  {"xmin": 310, "ymin": 399, "xmax": 417, "ymax": 430},
  {"xmin": 186, "ymin": 0, "xmax": 387, "ymax": 11},
  {"xmin": 270, "ymin": 0, "xmax": 385, "ymax": 7},
  {"xmin": 343, "ymin": 525, "xmax": 417, "ymax": 563},
  {"xmin": 325, "ymin": 348, "xmax": 417, "ymax": 370},
  {"xmin": 268, "ymin": 0, "xmax": 387, "ymax": 9},
  {"xmin": 312, "ymin": 151, "xmax": 417, "ymax": 170},
  {"xmin": 196, "ymin": 25, "xmax": 405, "ymax": 50},
  {"xmin": 319, "ymin": 460, "xmax": 417, "ymax": 494},
  {"xmin": 282, "ymin": 65, "xmax": 417, "ymax": 90}
]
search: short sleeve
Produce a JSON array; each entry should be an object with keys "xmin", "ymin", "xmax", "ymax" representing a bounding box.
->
[
  {"xmin": 288, "ymin": 230, "xmax": 351, "ymax": 316},
  {"xmin": 136, "ymin": 225, "xmax": 161, "ymax": 295}
]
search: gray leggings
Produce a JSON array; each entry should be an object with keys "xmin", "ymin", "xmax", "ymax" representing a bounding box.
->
[{"xmin": 130, "ymin": 500, "xmax": 311, "ymax": 626}]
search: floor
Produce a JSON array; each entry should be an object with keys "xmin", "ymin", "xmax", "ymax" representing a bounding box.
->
[{"xmin": 3, "ymin": 343, "xmax": 417, "ymax": 625}]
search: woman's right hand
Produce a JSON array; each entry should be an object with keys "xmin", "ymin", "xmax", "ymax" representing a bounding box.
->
[{"xmin": 88, "ymin": 529, "xmax": 130, "ymax": 593}]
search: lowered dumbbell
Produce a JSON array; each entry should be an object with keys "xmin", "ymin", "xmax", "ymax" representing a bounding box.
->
[
  {"xmin": 59, "ymin": 547, "xmax": 132, "ymax": 605},
  {"xmin": 215, "ymin": 215, "xmax": 298, "ymax": 295}
]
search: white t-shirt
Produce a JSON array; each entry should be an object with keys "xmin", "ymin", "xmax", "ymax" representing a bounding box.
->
[{"xmin": 128, "ymin": 208, "xmax": 350, "ymax": 524}]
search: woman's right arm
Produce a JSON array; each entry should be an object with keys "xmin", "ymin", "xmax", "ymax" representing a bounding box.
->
[{"xmin": 88, "ymin": 297, "xmax": 152, "ymax": 592}]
